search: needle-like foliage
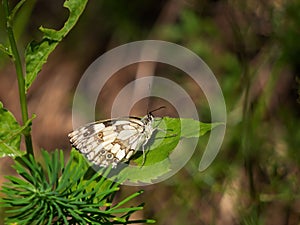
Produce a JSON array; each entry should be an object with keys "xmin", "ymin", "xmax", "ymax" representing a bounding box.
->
[{"xmin": 0, "ymin": 149, "xmax": 154, "ymax": 225}]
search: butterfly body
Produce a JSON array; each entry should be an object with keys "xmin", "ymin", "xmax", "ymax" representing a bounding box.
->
[{"xmin": 68, "ymin": 114, "xmax": 155, "ymax": 168}]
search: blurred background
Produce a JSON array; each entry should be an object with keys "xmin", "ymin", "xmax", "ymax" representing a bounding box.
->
[{"xmin": 0, "ymin": 0, "xmax": 300, "ymax": 224}]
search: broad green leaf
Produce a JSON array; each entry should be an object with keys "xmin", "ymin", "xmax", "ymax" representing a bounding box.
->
[
  {"xmin": 134, "ymin": 117, "xmax": 222, "ymax": 166},
  {"xmin": 0, "ymin": 102, "xmax": 22, "ymax": 158},
  {"xmin": 24, "ymin": 0, "xmax": 88, "ymax": 92},
  {"xmin": 0, "ymin": 102, "xmax": 35, "ymax": 158}
]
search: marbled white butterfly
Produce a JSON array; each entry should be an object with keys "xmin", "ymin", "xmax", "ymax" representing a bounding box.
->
[{"xmin": 68, "ymin": 112, "xmax": 158, "ymax": 168}]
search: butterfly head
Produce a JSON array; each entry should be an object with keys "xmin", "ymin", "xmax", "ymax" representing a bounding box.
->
[
  {"xmin": 143, "ymin": 106, "xmax": 165, "ymax": 128},
  {"xmin": 142, "ymin": 112, "xmax": 155, "ymax": 125}
]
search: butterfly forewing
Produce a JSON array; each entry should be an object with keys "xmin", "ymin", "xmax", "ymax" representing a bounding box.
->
[{"xmin": 68, "ymin": 114, "xmax": 155, "ymax": 168}]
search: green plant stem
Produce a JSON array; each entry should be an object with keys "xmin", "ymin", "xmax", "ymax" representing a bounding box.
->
[
  {"xmin": 228, "ymin": 3, "xmax": 258, "ymax": 211},
  {"xmin": 241, "ymin": 67, "xmax": 256, "ymax": 200},
  {"xmin": 3, "ymin": 0, "xmax": 34, "ymax": 156}
]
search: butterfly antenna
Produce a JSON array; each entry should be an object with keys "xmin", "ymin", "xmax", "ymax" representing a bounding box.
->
[
  {"xmin": 148, "ymin": 106, "xmax": 166, "ymax": 115},
  {"xmin": 146, "ymin": 83, "xmax": 151, "ymax": 115}
]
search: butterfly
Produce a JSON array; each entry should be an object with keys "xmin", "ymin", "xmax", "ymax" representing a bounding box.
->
[{"xmin": 68, "ymin": 112, "xmax": 159, "ymax": 168}]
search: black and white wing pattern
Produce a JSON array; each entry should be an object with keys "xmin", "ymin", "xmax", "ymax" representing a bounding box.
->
[{"xmin": 68, "ymin": 113, "xmax": 155, "ymax": 168}]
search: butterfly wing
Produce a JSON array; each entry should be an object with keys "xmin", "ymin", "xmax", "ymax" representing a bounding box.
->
[{"xmin": 68, "ymin": 118, "xmax": 147, "ymax": 168}]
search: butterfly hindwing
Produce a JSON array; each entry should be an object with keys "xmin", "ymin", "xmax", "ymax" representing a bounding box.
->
[{"xmin": 68, "ymin": 114, "xmax": 155, "ymax": 168}]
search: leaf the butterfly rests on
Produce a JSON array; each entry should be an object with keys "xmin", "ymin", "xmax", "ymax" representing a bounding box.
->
[{"xmin": 68, "ymin": 113, "xmax": 156, "ymax": 168}]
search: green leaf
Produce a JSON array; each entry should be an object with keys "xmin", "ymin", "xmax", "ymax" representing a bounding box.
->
[
  {"xmin": 0, "ymin": 101, "xmax": 35, "ymax": 158},
  {"xmin": 107, "ymin": 117, "xmax": 223, "ymax": 184},
  {"xmin": 24, "ymin": 0, "xmax": 88, "ymax": 92},
  {"xmin": 135, "ymin": 117, "xmax": 222, "ymax": 166},
  {"xmin": 0, "ymin": 101, "xmax": 21, "ymax": 157},
  {"xmin": 109, "ymin": 190, "xmax": 143, "ymax": 210}
]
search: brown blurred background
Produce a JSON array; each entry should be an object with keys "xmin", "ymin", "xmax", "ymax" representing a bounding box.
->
[{"xmin": 1, "ymin": 0, "xmax": 300, "ymax": 224}]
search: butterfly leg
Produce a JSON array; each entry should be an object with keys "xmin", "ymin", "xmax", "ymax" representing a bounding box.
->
[{"xmin": 141, "ymin": 143, "xmax": 147, "ymax": 167}]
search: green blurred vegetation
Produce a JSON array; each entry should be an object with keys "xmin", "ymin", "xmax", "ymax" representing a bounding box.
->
[{"xmin": 1, "ymin": 0, "xmax": 300, "ymax": 224}]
